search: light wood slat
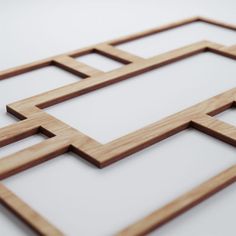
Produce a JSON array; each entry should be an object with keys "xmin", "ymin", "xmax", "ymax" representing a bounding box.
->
[
  {"xmin": 0, "ymin": 183, "xmax": 63, "ymax": 236},
  {"xmin": 118, "ymin": 165, "xmax": 236, "ymax": 236},
  {"xmin": 0, "ymin": 118, "xmax": 40, "ymax": 148},
  {"xmin": 224, "ymin": 44, "xmax": 236, "ymax": 55},
  {"xmin": 53, "ymin": 55, "xmax": 103, "ymax": 77},
  {"xmin": 0, "ymin": 136, "xmax": 72, "ymax": 179},
  {"xmin": 0, "ymin": 59, "xmax": 51, "ymax": 81},
  {"xmin": 95, "ymin": 44, "xmax": 144, "ymax": 63},
  {"xmin": 191, "ymin": 114, "xmax": 236, "ymax": 146}
]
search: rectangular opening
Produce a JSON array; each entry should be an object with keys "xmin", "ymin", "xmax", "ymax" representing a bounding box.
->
[
  {"xmin": 150, "ymin": 183, "xmax": 236, "ymax": 236},
  {"xmin": 75, "ymin": 53, "xmax": 124, "ymax": 72},
  {"xmin": 214, "ymin": 106, "xmax": 236, "ymax": 127},
  {"xmin": 0, "ymin": 66, "xmax": 80, "ymax": 128},
  {"xmin": 0, "ymin": 134, "xmax": 46, "ymax": 159},
  {"xmin": 45, "ymin": 52, "xmax": 236, "ymax": 143},
  {"xmin": 0, "ymin": 204, "xmax": 36, "ymax": 236},
  {"xmin": 117, "ymin": 22, "xmax": 236, "ymax": 57},
  {"xmin": 3, "ymin": 129, "xmax": 236, "ymax": 235}
]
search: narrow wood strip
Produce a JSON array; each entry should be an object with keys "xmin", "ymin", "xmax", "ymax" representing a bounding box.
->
[
  {"xmin": 118, "ymin": 165, "xmax": 236, "ymax": 236},
  {"xmin": 224, "ymin": 44, "xmax": 236, "ymax": 55},
  {"xmin": 0, "ymin": 183, "xmax": 63, "ymax": 236},
  {"xmin": 0, "ymin": 118, "xmax": 40, "ymax": 148},
  {"xmin": 95, "ymin": 44, "xmax": 144, "ymax": 63},
  {"xmin": 53, "ymin": 55, "xmax": 103, "ymax": 77},
  {"xmin": 199, "ymin": 16, "xmax": 236, "ymax": 31},
  {"xmin": 191, "ymin": 114, "xmax": 236, "ymax": 146},
  {"xmin": 0, "ymin": 136, "xmax": 71, "ymax": 180},
  {"xmin": 94, "ymin": 113, "xmax": 192, "ymax": 167},
  {"xmin": 0, "ymin": 59, "xmax": 51, "ymax": 81}
]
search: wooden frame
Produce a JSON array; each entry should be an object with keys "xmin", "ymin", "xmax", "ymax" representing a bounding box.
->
[{"xmin": 0, "ymin": 16, "xmax": 236, "ymax": 235}]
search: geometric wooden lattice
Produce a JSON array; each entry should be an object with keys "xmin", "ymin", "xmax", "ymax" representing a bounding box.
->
[{"xmin": 0, "ymin": 16, "xmax": 236, "ymax": 235}]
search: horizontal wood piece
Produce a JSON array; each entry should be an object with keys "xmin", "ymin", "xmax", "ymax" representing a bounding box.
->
[
  {"xmin": 0, "ymin": 16, "xmax": 236, "ymax": 235},
  {"xmin": 95, "ymin": 44, "xmax": 144, "ymax": 63},
  {"xmin": 53, "ymin": 55, "xmax": 103, "ymax": 77}
]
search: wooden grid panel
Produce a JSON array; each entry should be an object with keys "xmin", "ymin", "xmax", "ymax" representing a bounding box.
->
[{"xmin": 0, "ymin": 16, "xmax": 236, "ymax": 235}]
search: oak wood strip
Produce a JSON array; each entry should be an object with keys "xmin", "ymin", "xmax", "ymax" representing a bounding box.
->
[
  {"xmin": 53, "ymin": 55, "xmax": 103, "ymax": 77},
  {"xmin": 118, "ymin": 165, "xmax": 236, "ymax": 236},
  {"xmin": 191, "ymin": 114, "xmax": 236, "ymax": 146},
  {"xmin": 95, "ymin": 44, "xmax": 144, "ymax": 63},
  {"xmin": 199, "ymin": 16, "xmax": 236, "ymax": 31},
  {"xmin": 0, "ymin": 118, "xmax": 43, "ymax": 148},
  {"xmin": 0, "ymin": 59, "xmax": 51, "ymax": 81},
  {"xmin": 0, "ymin": 183, "xmax": 63, "ymax": 236},
  {"xmin": 224, "ymin": 44, "xmax": 236, "ymax": 55},
  {"xmin": 0, "ymin": 136, "xmax": 72, "ymax": 180}
]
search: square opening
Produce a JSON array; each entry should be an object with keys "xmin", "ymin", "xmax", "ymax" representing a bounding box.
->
[
  {"xmin": 3, "ymin": 129, "xmax": 236, "ymax": 235},
  {"xmin": 214, "ymin": 106, "xmax": 236, "ymax": 127},
  {"xmin": 117, "ymin": 21, "xmax": 236, "ymax": 57},
  {"xmin": 0, "ymin": 66, "xmax": 81, "ymax": 128},
  {"xmin": 45, "ymin": 52, "xmax": 236, "ymax": 143},
  {"xmin": 150, "ymin": 183, "xmax": 236, "ymax": 236},
  {"xmin": 0, "ymin": 204, "xmax": 36, "ymax": 236},
  {"xmin": 0, "ymin": 133, "xmax": 46, "ymax": 159},
  {"xmin": 75, "ymin": 52, "xmax": 124, "ymax": 72}
]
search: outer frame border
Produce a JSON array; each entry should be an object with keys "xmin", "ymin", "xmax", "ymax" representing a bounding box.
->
[{"xmin": 0, "ymin": 16, "xmax": 236, "ymax": 235}]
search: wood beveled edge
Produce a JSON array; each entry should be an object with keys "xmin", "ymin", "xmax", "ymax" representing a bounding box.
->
[
  {"xmin": 118, "ymin": 164, "xmax": 236, "ymax": 236},
  {"xmin": 1, "ymin": 16, "xmax": 235, "ymax": 81},
  {"xmin": 52, "ymin": 55, "xmax": 104, "ymax": 78},
  {"xmin": 0, "ymin": 183, "xmax": 64, "ymax": 236}
]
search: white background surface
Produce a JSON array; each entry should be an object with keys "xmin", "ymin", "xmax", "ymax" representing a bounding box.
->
[{"xmin": 0, "ymin": 1, "xmax": 236, "ymax": 236}]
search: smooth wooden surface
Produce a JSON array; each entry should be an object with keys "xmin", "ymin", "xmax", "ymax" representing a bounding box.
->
[{"xmin": 0, "ymin": 17, "xmax": 236, "ymax": 235}]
